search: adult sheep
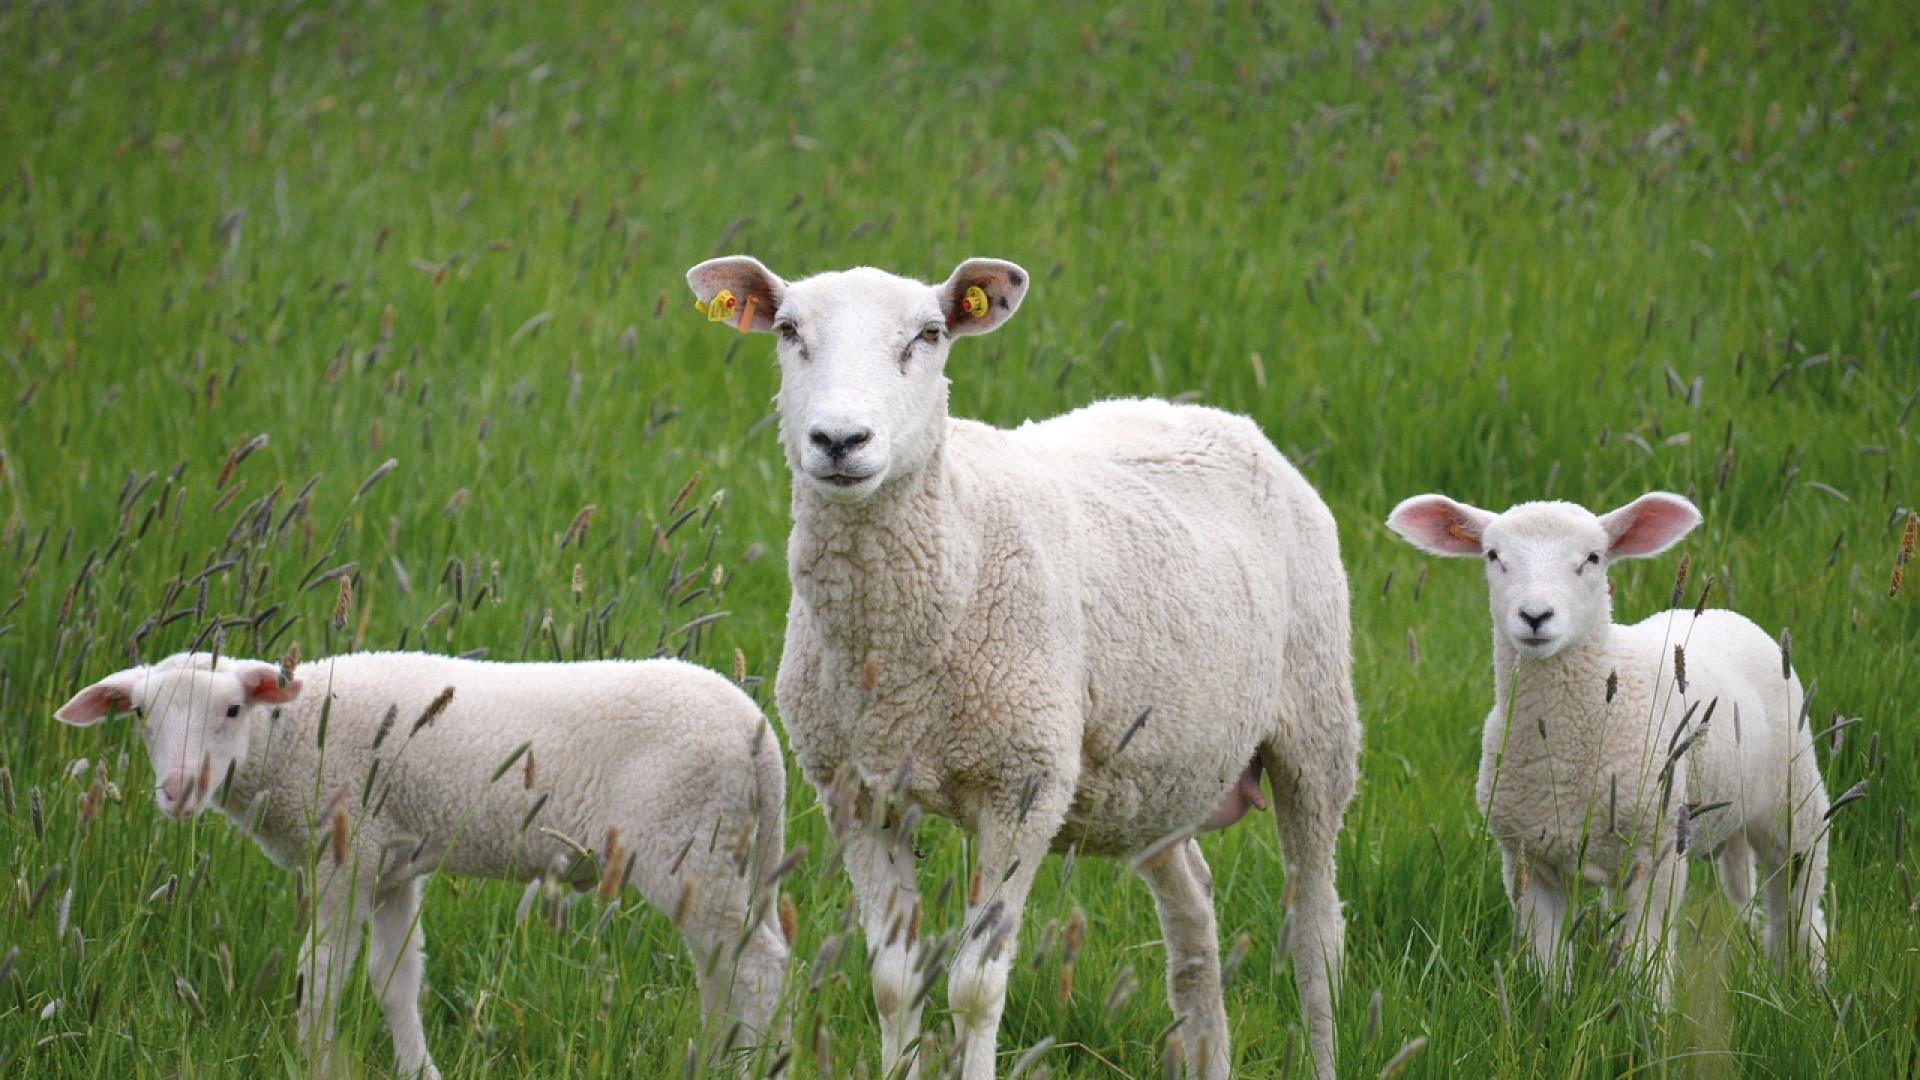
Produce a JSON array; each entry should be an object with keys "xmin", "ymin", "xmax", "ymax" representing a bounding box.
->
[
  {"xmin": 686, "ymin": 256, "xmax": 1360, "ymax": 1080},
  {"xmin": 57, "ymin": 651, "xmax": 790, "ymax": 1079},
  {"xmin": 1385, "ymin": 492, "xmax": 1829, "ymax": 997}
]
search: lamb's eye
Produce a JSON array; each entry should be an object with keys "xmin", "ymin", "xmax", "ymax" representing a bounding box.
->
[
  {"xmin": 1485, "ymin": 549, "xmax": 1500, "ymax": 563},
  {"xmin": 775, "ymin": 320, "xmax": 798, "ymax": 342},
  {"xmin": 919, "ymin": 325, "xmax": 942, "ymax": 344},
  {"xmin": 224, "ymin": 704, "xmax": 241, "ymax": 719},
  {"xmin": 1585, "ymin": 552, "xmax": 1601, "ymax": 566}
]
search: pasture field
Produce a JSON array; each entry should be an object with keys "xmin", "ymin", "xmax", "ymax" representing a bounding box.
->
[{"xmin": 2, "ymin": 1, "xmax": 1915, "ymax": 1077}]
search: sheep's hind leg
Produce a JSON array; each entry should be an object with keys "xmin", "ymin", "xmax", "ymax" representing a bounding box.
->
[
  {"xmin": 368, "ymin": 876, "xmax": 440, "ymax": 1080},
  {"xmin": 1263, "ymin": 742, "xmax": 1352, "ymax": 1080},
  {"xmin": 838, "ymin": 794, "xmax": 927, "ymax": 1080},
  {"xmin": 1135, "ymin": 838, "xmax": 1230, "ymax": 1079}
]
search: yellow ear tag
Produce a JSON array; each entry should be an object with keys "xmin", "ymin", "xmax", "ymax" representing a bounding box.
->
[
  {"xmin": 696, "ymin": 289, "xmax": 738, "ymax": 323},
  {"xmin": 962, "ymin": 285, "xmax": 990, "ymax": 319}
]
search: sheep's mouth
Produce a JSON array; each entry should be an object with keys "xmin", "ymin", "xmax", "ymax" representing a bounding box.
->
[{"xmin": 819, "ymin": 472, "xmax": 870, "ymax": 487}]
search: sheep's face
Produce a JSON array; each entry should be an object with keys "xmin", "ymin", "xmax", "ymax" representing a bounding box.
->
[
  {"xmin": 55, "ymin": 654, "xmax": 301, "ymax": 819},
  {"xmin": 1387, "ymin": 492, "xmax": 1704, "ymax": 661},
  {"xmin": 688, "ymin": 256, "xmax": 1029, "ymax": 504},
  {"xmin": 1476, "ymin": 505, "xmax": 1616, "ymax": 658}
]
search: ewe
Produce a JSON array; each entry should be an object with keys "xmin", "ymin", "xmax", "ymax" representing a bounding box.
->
[
  {"xmin": 1386, "ymin": 492, "xmax": 1829, "ymax": 996},
  {"xmin": 58, "ymin": 651, "xmax": 789, "ymax": 1079},
  {"xmin": 687, "ymin": 257, "xmax": 1360, "ymax": 1080}
]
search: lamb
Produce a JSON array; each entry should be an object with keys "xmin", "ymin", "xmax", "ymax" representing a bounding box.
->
[
  {"xmin": 1385, "ymin": 491, "xmax": 1830, "ymax": 996},
  {"xmin": 56, "ymin": 650, "xmax": 790, "ymax": 1079},
  {"xmin": 686, "ymin": 256, "xmax": 1360, "ymax": 1080}
]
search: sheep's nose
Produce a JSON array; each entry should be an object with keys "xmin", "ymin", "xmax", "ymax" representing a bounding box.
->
[
  {"xmin": 159, "ymin": 773, "xmax": 195, "ymax": 816},
  {"xmin": 809, "ymin": 427, "xmax": 872, "ymax": 460},
  {"xmin": 1519, "ymin": 607, "xmax": 1554, "ymax": 632}
]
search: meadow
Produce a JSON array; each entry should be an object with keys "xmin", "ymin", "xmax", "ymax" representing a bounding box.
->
[{"xmin": 2, "ymin": 0, "xmax": 1915, "ymax": 1076}]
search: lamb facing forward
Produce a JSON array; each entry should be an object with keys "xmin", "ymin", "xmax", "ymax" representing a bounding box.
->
[
  {"xmin": 57, "ymin": 651, "xmax": 789, "ymax": 1079},
  {"xmin": 687, "ymin": 257, "xmax": 1360, "ymax": 1080},
  {"xmin": 1386, "ymin": 492, "xmax": 1829, "ymax": 995}
]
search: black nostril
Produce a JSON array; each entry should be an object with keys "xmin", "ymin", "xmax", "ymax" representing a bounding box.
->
[
  {"xmin": 810, "ymin": 429, "xmax": 872, "ymax": 458},
  {"xmin": 1520, "ymin": 608, "xmax": 1554, "ymax": 632}
]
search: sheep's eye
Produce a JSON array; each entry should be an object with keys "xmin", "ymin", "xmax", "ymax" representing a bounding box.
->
[
  {"xmin": 775, "ymin": 320, "xmax": 798, "ymax": 342},
  {"xmin": 224, "ymin": 704, "xmax": 241, "ymax": 719},
  {"xmin": 1485, "ymin": 549, "xmax": 1500, "ymax": 563},
  {"xmin": 1585, "ymin": 552, "xmax": 1602, "ymax": 566},
  {"xmin": 919, "ymin": 325, "xmax": 942, "ymax": 344}
]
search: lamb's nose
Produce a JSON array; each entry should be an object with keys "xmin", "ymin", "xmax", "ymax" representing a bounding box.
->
[
  {"xmin": 1520, "ymin": 607, "xmax": 1554, "ymax": 632},
  {"xmin": 810, "ymin": 427, "xmax": 872, "ymax": 460}
]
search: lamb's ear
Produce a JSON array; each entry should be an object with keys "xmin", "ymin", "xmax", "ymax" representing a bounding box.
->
[
  {"xmin": 233, "ymin": 660, "xmax": 302, "ymax": 705},
  {"xmin": 1386, "ymin": 494, "xmax": 1495, "ymax": 557},
  {"xmin": 940, "ymin": 258, "xmax": 1028, "ymax": 337},
  {"xmin": 56, "ymin": 669, "xmax": 143, "ymax": 727},
  {"xmin": 686, "ymin": 256, "xmax": 784, "ymax": 334},
  {"xmin": 1598, "ymin": 492, "xmax": 1701, "ymax": 560}
]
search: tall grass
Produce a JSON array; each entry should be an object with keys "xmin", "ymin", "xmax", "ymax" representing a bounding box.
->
[{"xmin": 2, "ymin": 1, "xmax": 1914, "ymax": 1077}]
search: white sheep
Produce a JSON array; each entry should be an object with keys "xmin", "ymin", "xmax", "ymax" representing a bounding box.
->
[
  {"xmin": 56, "ymin": 650, "xmax": 790, "ymax": 1079},
  {"xmin": 1385, "ymin": 492, "xmax": 1830, "ymax": 996},
  {"xmin": 686, "ymin": 257, "xmax": 1360, "ymax": 1080}
]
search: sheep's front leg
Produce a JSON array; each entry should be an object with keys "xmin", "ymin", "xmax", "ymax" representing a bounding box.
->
[
  {"xmin": 949, "ymin": 785, "xmax": 1065, "ymax": 1080},
  {"xmin": 840, "ymin": 801, "xmax": 926, "ymax": 1080},
  {"xmin": 1135, "ymin": 839, "xmax": 1230, "ymax": 1079},
  {"xmin": 1505, "ymin": 848, "xmax": 1569, "ymax": 991},
  {"xmin": 302, "ymin": 872, "xmax": 372, "ymax": 1078},
  {"xmin": 368, "ymin": 876, "xmax": 440, "ymax": 1080},
  {"xmin": 1620, "ymin": 854, "xmax": 1684, "ymax": 1002}
]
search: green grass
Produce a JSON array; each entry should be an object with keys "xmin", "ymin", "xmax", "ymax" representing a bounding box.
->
[{"xmin": 3, "ymin": 0, "xmax": 1915, "ymax": 1076}]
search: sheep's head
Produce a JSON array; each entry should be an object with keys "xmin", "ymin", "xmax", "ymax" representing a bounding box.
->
[
  {"xmin": 1387, "ymin": 492, "xmax": 1702, "ymax": 659},
  {"xmin": 687, "ymin": 256, "xmax": 1028, "ymax": 504},
  {"xmin": 56, "ymin": 653, "xmax": 301, "ymax": 819}
]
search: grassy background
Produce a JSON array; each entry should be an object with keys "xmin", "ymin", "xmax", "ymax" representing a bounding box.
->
[{"xmin": 2, "ymin": 0, "xmax": 1915, "ymax": 1076}]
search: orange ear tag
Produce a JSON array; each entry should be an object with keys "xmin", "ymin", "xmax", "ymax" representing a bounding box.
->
[
  {"xmin": 962, "ymin": 285, "xmax": 990, "ymax": 319},
  {"xmin": 695, "ymin": 289, "xmax": 738, "ymax": 323}
]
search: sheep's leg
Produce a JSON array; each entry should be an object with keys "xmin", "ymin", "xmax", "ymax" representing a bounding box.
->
[
  {"xmin": 1715, "ymin": 830, "xmax": 1755, "ymax": 912},
  {"xmin": 1135, "ymin": 839, "xmax": 1230, "ymax": 1079},
  {"xmin": 367, "ymin": 876, "xmax": 440, "ymax": 1080},
  {"xmin": 1621, "ymin": 855, "xmax": 1684, "ymax": 1002},
  {"xmin": 949, "ymin": 791, "xmax": 1058, "ymax": 1080},
  {"xmin": 1262, "ymin": 746, "xmax": 1350, "ymax": 1080},
  {"xmin": 839, "ymin": 802, "xmax": 926, "ymax": 1080},
  {"xmin": 301, "ymin": 872, "xmax": 372, "ymax": 1079},
  {"xmin": 1756, "ymin": 835, "xmax": 1829, "ymax": 977},
  {"xmin": 1506, "ymin": 851, "xmax": 1569, "ymax": 992}
]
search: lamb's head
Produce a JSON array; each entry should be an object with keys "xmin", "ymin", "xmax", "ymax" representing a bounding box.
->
[
  {"xmin": 687, "ymin": 256, "xmax": 1028, "ymax": 504},
  {"xmin": 1387, "ymin": 492, "xmax": 1702, "ymax": 660},
  {"xmin": 56, "ymin": 653, "xmax": 301, "ymax": 818}
]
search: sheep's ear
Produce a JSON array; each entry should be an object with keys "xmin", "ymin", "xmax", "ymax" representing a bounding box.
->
[
  {"xmin": 686, "ymin": 256, "xmax": 784, "ymax": 334},
  {"xmin": 56, "ymin": 669, "xmax": 143, "ymax": 727},
  {"xmin": 1598, "ymin": 492, "xmax": 1701, "ymax": 560},
  {"xmin": 233, "ymin": 660, "xmax": 302, "ymax": 705},
  {"xmin": 1386, "ymin": 494, "xmax": 1494, "ymax": 557},
  {"xmin": 940, "ymin": 259, "xmax": 1028, "ymax": 337}
]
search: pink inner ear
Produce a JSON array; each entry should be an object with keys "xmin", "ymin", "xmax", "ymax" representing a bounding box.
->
[
  {"xmin": 238, "ymin": 665, "xmax": 302, "ymax": 705},
  {"xmin": 1605, "ymin": 495, "xmax": 1701, "ymax": 558},
  {"xmin": 56, "ymin": 683, "xmax": 133, "ymax": 726},
  {"xmin": 1388, "ymin": 496, "xmax": 1486, "ymax": 557}
]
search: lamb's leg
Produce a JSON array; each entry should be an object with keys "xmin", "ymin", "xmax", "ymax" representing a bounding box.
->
[
  {"xmin": 367, "ymin": 877, "xmax": 440, "ymax": 1080},
  {"xmin": 1506, "ymin": 850, "xmax": 1569, "ymax": 992},
  {"xmin": 949, "ymin": 786, "xmax": 1061, "ymax": 1080},
  {"xmin": 838, "ymin": 797, "xmax": 926, "ymax": 1080},
  {"xmin": 301, "ymin": 873, "xmax": 372, "ymax": 1079},
  {"xmin": 1621, "ymin": 854, "xmax": 1684, "ymax": 1002},
  {"xmin": 1716, "ymin": 830, "xmax": 1754, "ymax": 911},
  {"xmin": 1757, "ymin": 834, "xmax": 1829, "ymax": 977},
  {"xmin": 1263, "ymin": 745, "xmax": 1350, "ymax": 1080},
  {"xmin": 1135, "ymin": 838, "xmax": 1230, "ymax": 1079}
]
